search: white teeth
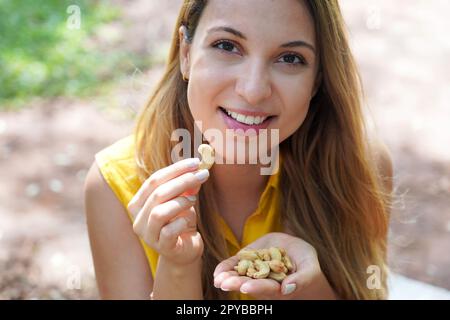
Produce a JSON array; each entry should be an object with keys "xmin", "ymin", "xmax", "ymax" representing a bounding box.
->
[
  {"xmin": 236, "ymin": 114, "xmax": 246, "ymax": 123},
  {"xmin": 244, "ymin": 116, "xmax": 255, "ymax": 125},
  {"xmin": 223, "ymin": 107, "xmax": 268, "ymax": 125}
]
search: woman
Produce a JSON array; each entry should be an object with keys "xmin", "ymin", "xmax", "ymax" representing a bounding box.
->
[{"xmin": 84, "ymin": 0, "xmax": 393, "ymax": 300}]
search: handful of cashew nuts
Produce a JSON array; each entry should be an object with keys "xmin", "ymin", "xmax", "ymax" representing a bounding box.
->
[
  {"xmin": 233, "ymin": 247, "xmax": 295, "ymax": 283},
  {"xmin": 198, "ymin": 144, "xmax": 215, "ymax": 170}
]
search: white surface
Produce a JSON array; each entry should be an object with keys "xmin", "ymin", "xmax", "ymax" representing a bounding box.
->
[{"xmin": 389, "ymin": 273, "xmax": 450, "ymax": 300}]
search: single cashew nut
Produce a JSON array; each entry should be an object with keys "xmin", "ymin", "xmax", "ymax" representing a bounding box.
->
[
  {"xmin": 268, "ymin": 260, "xmax": 286, "ymax": 273},
  {"xmin": 253, "ymin": 259, "xmax": 271, "ymax": 279},
  {"xmin": 257, "ymin": 249, "xmax": 271, "ymax": 261},
  {"xmin": 198, "ymin": 144, "xmax": 215, "ymax": 170},
  {"xmin": 237, "ymin": 249, "xmax": 259, "ymax": 261},
  {"xmin": 246, "ymin": 267, "xmax": 257, "ymax": 278},
  {"xmin": 268, "ymin": 271, "xmax": 287, "ymax": 283},
  {"xmin": 234, "ymin": 259, "xmax": 253, "ymax": 276},
  {"xmin": 269, "ymin": 247, "xmax": 283, "ymax": 261},
  {"xmin": 282, "ymin": 255, "xmax": 294, "ymax": 272}
]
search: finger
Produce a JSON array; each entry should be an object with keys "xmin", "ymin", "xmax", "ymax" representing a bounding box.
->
[
  {"xmin": 157, "ymin": 217, "xmax": 197, "ymax": 252},
  {"xmin": 173, "ymin": 206, "xmax": 197, "ymax": 228},
  {"xmin": 213, "ymin": 256, "xmax": 240, "ymax": 277},
  {"xmin": 133, "ymin": 195, "xmax": 194, "ymax": 238},
  {"xmin": 178, "ymin": 230, "xmax": 204, "ymax": 253},
  {"xmin": 127, "ymin": 158, "xmax": 200, "ymax": 218},
  {"xmin": 132, "ymin": 169, "xmax": 206, "ymax": 232},
  {"xmin": 281, "ymin": 260, "xmax": 319, "ymax": 296},
  {"xmin": 220, "ymin": 274, "xmax": 253, "ymax": 292},
  {"xmin": 145, "ymin": 197, "xmax": 197, "ymax": 245},
  {"xmin": 239, "ymin": 278, "xmax": 280, "ymax": 298},
  {"xmin": 148, "ymin": 169, "xmax": 209, "ymax": 206},
  {"xmin": 214, "ymin": 271, "xmax": 240, "ymax": 289}
]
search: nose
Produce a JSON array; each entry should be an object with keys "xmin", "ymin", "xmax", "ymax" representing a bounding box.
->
[{"xmin": 235, "ymin": 59, "xmax": 272, "ymax": 106}]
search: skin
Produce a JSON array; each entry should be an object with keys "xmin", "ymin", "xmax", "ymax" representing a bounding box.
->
[
  {"xmin": 179, "ymin": 0, "xmax": 321, "ymax": 242},
  {"xmin": 84, "ymin": 0, "xmax": 393, "ymax": 299}
]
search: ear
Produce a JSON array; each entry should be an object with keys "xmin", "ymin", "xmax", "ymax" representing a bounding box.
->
[
  {"xmin": 311, "ymin": 70, "xmax": 322, "ymax": 98},
  {"xmin": 179, "ymin": 26, "xmax": 191, "ymax": 79}
]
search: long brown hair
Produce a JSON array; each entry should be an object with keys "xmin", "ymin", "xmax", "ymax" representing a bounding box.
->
[{"xmin": 133, "ymin": 0, "xmax": 390, "ymax": 299}]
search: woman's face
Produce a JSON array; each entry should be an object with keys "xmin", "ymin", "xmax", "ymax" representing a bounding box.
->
[{"xmin": 179, "ymin": 0, "xmax": 319, "ymax": 162}]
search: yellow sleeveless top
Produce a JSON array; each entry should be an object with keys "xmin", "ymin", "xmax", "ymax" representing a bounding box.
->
[{"xmin": 95, "ymin": 135, "xmax": 283, "ymax": 300}]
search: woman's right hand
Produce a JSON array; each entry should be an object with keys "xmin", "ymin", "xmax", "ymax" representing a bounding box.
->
[{"xmin": 127, "ymin": 158, "xmax": 209, "ymax": 266}]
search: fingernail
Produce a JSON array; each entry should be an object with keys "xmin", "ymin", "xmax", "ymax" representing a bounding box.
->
[
  {"xmin": 185, "ymin": 158, "xmax": 200, "ymax": 168},
  {"xmin": 240, "ymin": 286, "xmax": 249, "ymax": 294},
  {"xmin": 194, "ymin": 169, "xmax": 209, "ymax": 182},
  {"xmin": 221, "ymin": 287, "xmax": 231, "ymax": 292},
  {"xmin": 186, "ymin": 195, "xmax": 197, "ymax": 202},
  {"xmin": 282, "ymin": 283, "xmax": 296, "ymax": 295}
]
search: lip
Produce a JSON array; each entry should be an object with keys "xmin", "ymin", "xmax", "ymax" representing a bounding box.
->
[{"xmin": 218, "ymin": 107, "xmax": 275, "ymax": 133}]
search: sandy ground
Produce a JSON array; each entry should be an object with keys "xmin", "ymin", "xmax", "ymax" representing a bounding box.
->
[{"xmin": 0, "ymin": 0, "xmax": 449, "ymax": 299}]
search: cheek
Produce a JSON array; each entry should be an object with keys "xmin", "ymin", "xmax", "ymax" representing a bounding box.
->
[
  {"xmin": 278, "ymin": 86, "xmax": 312, "ymax": 141},
  {"xmin": 187, "ymin": 56, "xmax": 224, "ymax": 121}
]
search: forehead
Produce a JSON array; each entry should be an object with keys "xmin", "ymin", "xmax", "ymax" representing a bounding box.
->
[{"xmin": 195, "ymin": 0, "xmax": 315, "ymax": 44}]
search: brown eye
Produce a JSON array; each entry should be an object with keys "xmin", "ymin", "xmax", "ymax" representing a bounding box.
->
[
  {"xmin": 278, "ymin": 53, "xmax": 307, "ymax": 66},
  {"xmin": 212, "ymin": 40, "xmax": 239, "ymax": 54}
]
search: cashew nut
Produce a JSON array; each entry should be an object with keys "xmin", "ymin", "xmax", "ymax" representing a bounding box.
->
[
  {"xmin": 268, "ymin": 260, "xmax": 286, "ymax": 273},
  {"xmin": 283, "ymin": 255, "xmax": 294, "ymax": 272},
  {"xmin": 233, "ymin": 246, "xmax": 294, "ymax": 282},
  {"xmin": 237, "ymin": 249, "xmax": 259, "ymax": 261},
  {"xmin": 198, "ymin": 144, "xmax": 215, "ymax": 170},
  {"xmin": 246, "ymin": 267, "xmax": 257, "ymax": 278},
  {"xmin": 252, "ymin": 259, "xmax": 271, "ymax": 279},
  {"xmin": 269, "ymin": 247, "xmax": 283, "ymax": 261},
  {"xmin": 234, "ymin": 259, "xmax": 253, "ymax": 276},
  {"xmin": 257, "ymin": 249, "xmax": 271, "ymax": 261},
  {"xmin": 268, "ymin": 271, "xmax": 287, "ymax": 283}
]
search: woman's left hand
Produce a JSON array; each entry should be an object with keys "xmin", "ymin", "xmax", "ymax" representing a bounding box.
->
[{"xmin": 213, "ymin": 232, "xmax": 336, "ymax": 299}]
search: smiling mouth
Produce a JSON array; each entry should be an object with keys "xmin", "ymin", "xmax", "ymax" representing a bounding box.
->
[{"xmin": 218, "ymin": 106, "xmax": 275, "ymax": 126}]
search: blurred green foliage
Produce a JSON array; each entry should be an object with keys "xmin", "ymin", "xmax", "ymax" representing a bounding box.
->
[{"xmin": 0, "ymin": 0, "xmax": 152, "ymax": 110}]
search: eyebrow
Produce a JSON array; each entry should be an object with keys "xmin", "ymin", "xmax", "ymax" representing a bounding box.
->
[{"xmin": 207, "ymin": 26, "xmax": 316, "ymax": 54}]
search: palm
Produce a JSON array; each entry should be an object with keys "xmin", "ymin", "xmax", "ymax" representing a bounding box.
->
[
  {"xmin": 213, "ymin": 232, "xmax": 320, "ymax": 299},
  {"xmin": 248, "ymin": 233, "xmax": 316, "ymax": 265}
]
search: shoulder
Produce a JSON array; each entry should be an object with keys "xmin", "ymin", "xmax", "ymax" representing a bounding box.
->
[
  {"xmin": 94, "ymin": 135, "xmax": 142, "ymax": 205},
  {"xmin": 84, "ymin": 160, "xmax": 119, "ymax": 206},
  {"xmin": 85, "ymin": 134, "xmax": 139, "ymax": 223},
  {"xmin": 84, "ymin": 161, "xmax": 132, "ymax": 239},
  {"xmin": 95, "ymin": 135, "xmax": 136, "ymax": 170}
]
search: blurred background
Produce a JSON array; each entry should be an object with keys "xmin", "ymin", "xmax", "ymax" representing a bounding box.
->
[{"xmin": 0, "ymin": 0, "xmax": 449, "ymax": 299}]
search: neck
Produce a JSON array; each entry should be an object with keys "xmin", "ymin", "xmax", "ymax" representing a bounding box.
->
[{"xmin": 210, "ymin": 163, "xmax": 269, "ymax": 217}]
